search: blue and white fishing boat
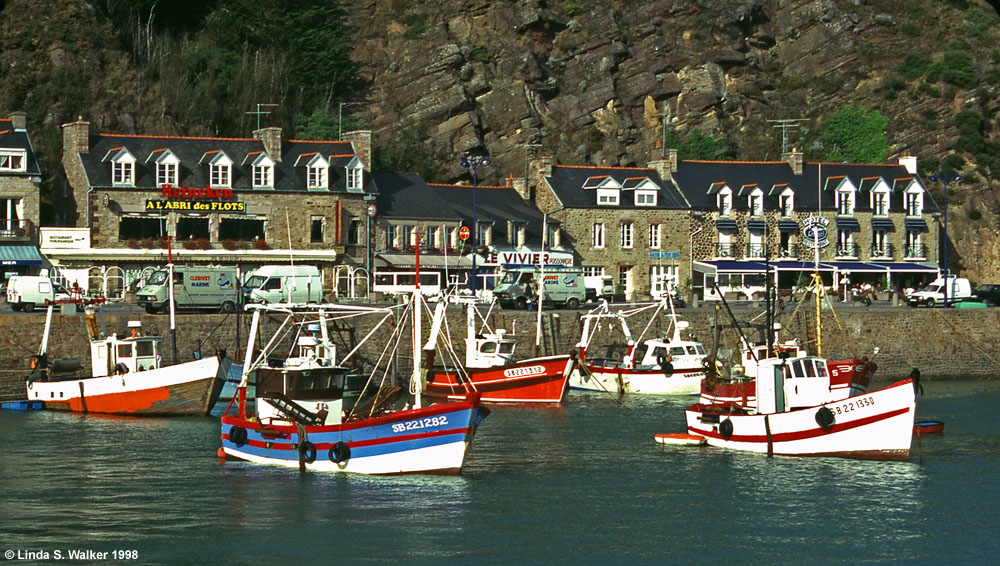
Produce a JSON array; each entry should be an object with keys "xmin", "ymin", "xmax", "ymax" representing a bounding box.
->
[{"xmin": 218, "ymin": 290, "xmax": 489, "ymax": 475}]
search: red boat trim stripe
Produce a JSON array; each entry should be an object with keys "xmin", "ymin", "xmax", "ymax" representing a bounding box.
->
[
  {"xmin": 690, "ymin": 406, "xmax": 911, "ymax": 443},
  {"xmin": 224, "ymin": 426, "xmax": 473, "ymax": 451}
]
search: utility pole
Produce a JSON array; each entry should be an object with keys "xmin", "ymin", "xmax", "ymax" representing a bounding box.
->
[{"xmin": 659, "ymin": 100, "xmax": 679, "ymax": 157}]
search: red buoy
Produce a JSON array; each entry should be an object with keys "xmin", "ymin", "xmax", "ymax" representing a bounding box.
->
[{"xmin": 217, "ymin": 447, "xmax": 229, "ymax": 460}]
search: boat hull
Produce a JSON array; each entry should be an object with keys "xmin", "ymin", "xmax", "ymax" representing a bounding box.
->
[
  {"xmin": 220, "ymin": 399, "xmax": 487, "ymax": 475},
  {"xmin": 571, "ymin": 363, "xmax": 704, "ymax": 395},
  {"xmin": 26, "ymin": 356, "xmax": 227, "ymax": 416},
  {"xmin": 686, "ymin": 379, "xmax": 916, "ymax": 461},
  {"xmin": 425, "ymin": 355, "xmax": 572, "ymax": 403}
]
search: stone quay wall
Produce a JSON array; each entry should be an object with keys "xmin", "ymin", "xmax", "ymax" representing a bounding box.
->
[{"xmin": 2, "ymin": 305, "xmax": 998, "ymax": 401}]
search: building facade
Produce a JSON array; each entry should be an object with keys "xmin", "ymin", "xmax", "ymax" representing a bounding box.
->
[{"xmin": 0, "ymin": 112, "xmax": 44, "ymax": 280}]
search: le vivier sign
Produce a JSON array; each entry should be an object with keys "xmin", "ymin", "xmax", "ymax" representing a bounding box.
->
[{"xmin": 145, "ymin": 185, "xmax": 246, "ymax": 213}]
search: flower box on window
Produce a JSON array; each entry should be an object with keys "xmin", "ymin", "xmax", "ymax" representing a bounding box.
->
[
  {"xmin": 126, "ymin": 239, "xmax": 140, "ymax": 249},
  {"xmin": 222, "ymin": 239, "xmax": 239, "ymax": 250},
  {"xmin": 155, "ymin": 237, "xmax": 170, "ymax": 248},
  {"xmin": 251, "ymin": 239, "xmax": 268, "ymax": 250}
]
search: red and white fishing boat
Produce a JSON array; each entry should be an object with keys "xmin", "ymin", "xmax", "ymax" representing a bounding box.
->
[
  {"xmin": 424, "ymin": 298, "xmax": 574, "ymax": 403},
  {"xmin": 571, "ymin": 296, "xmax": 707, "ymax": 395},
  {"xmin": 685, "ymin": 353, "xmax": 916, "ymax": 460},
  {"xmin": 26, "ymin": 306, "xmax": 228, "ymax": 415}
]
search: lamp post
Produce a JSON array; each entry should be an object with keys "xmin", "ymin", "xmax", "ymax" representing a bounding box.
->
[
  {"xmin": 929, "ymin": 172, "xmax": 960, "ymax": 307},
  {"xmin": 537, "ymin": 205, "xmax": 565, "ymax": 347},
  {"xmin": 461, "ymin": 155, "xmax": 490, "ymax": 294}
]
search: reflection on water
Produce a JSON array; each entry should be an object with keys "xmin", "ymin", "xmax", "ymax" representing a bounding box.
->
[{"xmin": 0, "ymin": 381, "xmax": 997, "ymax": 564}]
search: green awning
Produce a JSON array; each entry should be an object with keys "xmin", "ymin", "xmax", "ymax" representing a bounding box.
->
[{"xmin": 0, "ymin": 245, "xmax": 44, "ymax": 266}]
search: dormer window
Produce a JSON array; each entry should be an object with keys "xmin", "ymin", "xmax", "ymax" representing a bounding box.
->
[
  {"xmin": 837, "ymin": 189, "xmax": 855, "ymax": 215},
  {"xmin": 748, "ymin": 189, "xmax": 763, "ymax": 216},
  {"xmin": 872, "ymin": 190, "xmax": 889, "ymax": 216},
  {"xmin": 346, "ymin": 158, "xmax": 363, "ymax": 192},
  {"xmin": 597, "ymin": 188, "xmax": 620, "ymax": 205},
  {"xmin": 476, "ymin": 221, "xmax": 492, "ymax": 246},
  {"xmin": 148, "ymin": 149, "xmax": 179, "ymax": 188},
  {"xmin": 635, "ymin": 191, "xmax": 656, "ymax": 206},
  {"xmin": 244, "ymin": 152, "xmax": 275, "ymax": 189},
  {"xmin": 201, "ymin": 151, "xmax": 233, "ymax": 188},
  {"xmin": 105, "ymin": 147, "xmax": 136, "ymax": 186},
  {"xmin": 718, "ymin": 189, "xmax": 732, "ymax": 216},
  {"xmin": 294, "ymin": 153, "xmax": 329, "ymax": 190},
  {"xmin": 906, "ymin": 190, "xmax": 922, "ymax": 216},
  {"xmin": 779, "ymin": 190, "xmax": 794, "ymax": 217},
  {"xmin": 0, "ymin": 150, "xmax": 26, "ymax": 172},
  {"xmin": 514, "ymin": 223, "xmax": 526, "ymax": 247},
  {"xmin": 547, "ymin": 223, "xmax": 561, "ymax": 248}
]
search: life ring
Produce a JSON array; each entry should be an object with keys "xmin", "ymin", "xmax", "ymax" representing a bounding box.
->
[
  {"xmin": 329, "ymin": 441, "xmax": 351, "ymax": 464},
  {"xmin": 299, "ymin": 441, "xmax": 317, "ymax": 464},
  {"xmin": 719, "ymin": 418, "xmax": 734, "ymax": 439},
  {"xmin": 228, "ymin": 425, "xmax": 248, "ymax": 447},
  {"xmin": 815, "ymin": 406, "xmax": 836, "ymax": 428}
]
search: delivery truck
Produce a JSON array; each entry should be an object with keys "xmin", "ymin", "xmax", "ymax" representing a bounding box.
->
[
  {"xmin": 244, "ymin": 265, "xmax": 324, "ymax": 304},
  {"xmin": 136, "ymin": 266, "xmax": 241, "ymax": 313}
]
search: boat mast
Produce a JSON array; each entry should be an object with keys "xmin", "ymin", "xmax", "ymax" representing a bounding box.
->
[{"xmin": 412, "ymin": 230, "xmax": 424, "ymax": 408}]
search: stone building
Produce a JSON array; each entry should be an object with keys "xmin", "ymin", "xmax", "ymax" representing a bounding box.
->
[
  {"xmin": 49, "ymin": 118, "xmax": 375, "ymax": 294},
  {"xmin": 0, "ymin": 111, "xmax": 44, "ymax": 280}
]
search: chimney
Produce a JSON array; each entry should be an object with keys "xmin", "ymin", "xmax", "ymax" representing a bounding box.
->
[
  {"xmin": 650, "ymin": 148, "xmax": 678, "ymax": 181},
  {"xmin": 9, "ymin": 111, "xmax": 26, "ymax": 131},
  {"xmin": 530, "ymin": 155, "xmax": 554, "ymax": 180},
  {"xmin": 342, "ymin": 130, "xmax": 372, "ymax": 170},
  {"xmin": 784, "ymin": 147, "xmax": 803, "ymax": 175},
  {"xmin": 511, "ymin": 175, "xmax": 532, "ymax": 202},
  {"xmin": 61, "ymin": 117, "xmax": 90, "ymax": 154},
  {"xmin": 254, "ymin": 126, "xmax": 283, "ymax": 162},
  {"xmin": 898, "ymin": 154, "xmax": 918, "ymax": 175}
]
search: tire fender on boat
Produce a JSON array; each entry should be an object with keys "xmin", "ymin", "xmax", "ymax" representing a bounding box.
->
[
  {"xmin": 815, "ymin": 406, "xmax": 836, "ymax": 428},
  {"xmin": 299, "ymin": 441, "xmax": 317, "ymax": 464},
  {"xmin": 329, "ymin": 441, "xmax": 351, "ymax": 464},
  {"xmin": 719, "ymin": 418, "xmax": 734, "ymax": 439},
  {"xmin": 228, "ymin": 425, "xmax": 248, "ymax": 447}
]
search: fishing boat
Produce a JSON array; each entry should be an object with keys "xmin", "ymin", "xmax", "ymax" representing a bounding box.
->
[
  {"xmin": 571, "ymin": 296, "xmax": 707, "ymax": 395},
  {"xmin": 25, "ymin": 306, "xmax": 228, "ymax": 415},
  {"xmin": 686, "ymin": 352, "xmax": 915, "ymax": 460},
  {"xmin": 218, "ymin": 294, "xmax": 489, "ymax": 475},
  {"xmin": 423, "ymin": 298, "xmax": 574, "ymax": 404}
]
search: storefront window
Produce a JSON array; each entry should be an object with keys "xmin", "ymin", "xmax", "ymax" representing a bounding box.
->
[
  {"xmin": 219, "ymin": 218, "xmax": 264, "ymax": 241},
  {"xmin": 119, "ymin": 217, "xmax": 167, "ymax": 240},
  {"xmin": 177, "ymin": 217, "xmax": 210, "ymax": 240}
]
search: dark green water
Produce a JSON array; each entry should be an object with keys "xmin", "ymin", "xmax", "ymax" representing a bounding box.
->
[{"xmin": 1, "ymin": 381, "xmax": 997, "ymax": 565}]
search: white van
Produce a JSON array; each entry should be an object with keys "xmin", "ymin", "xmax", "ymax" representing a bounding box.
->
[
  {"xmin": 136, "ymin": 266, "xmax": 241, "ymax": 314},
  {"xmin": 245, "ymin": 265, "xmax": 324, "ymax": 304},
  {"xmin": 6, "ymin": 275, "xmax": 74, "ymax": 312},
  {"xmin": 907, "ymin": 276, "xmax": 973, "ymax": 307}
]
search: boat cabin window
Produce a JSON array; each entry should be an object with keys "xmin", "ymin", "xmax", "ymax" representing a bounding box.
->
[
  {"xmin": 804, "ymin": 359, "xmax": 816, "ymax": 377},
  {"xmin": 756, "ymin": 347, "xmax": 769, "ymax": 359},
  {"xmin": 498, "ymin": 342, "xmax": 515, "ymax": 355},
  {"xmin": 480, "ymin": 342, "xmax": 498, "ymax": 354},
  {"xmin": 670, "ymin": 346, "xmax": 685, "ymax": 356},
  {"xmin": 792, "ymin": 360, "xmax": 805, "ymax": 378},
  {"xmin": 117, "ymin": 344, "xmax": 133, "ymax": 358},
  {"xmin": 695, "ymin": 344, "xmax": 706, "ymax": 355},
  {"xmin": 815, "ymin": 361, "xmax": 828, "ymax": 378},
  {"xmin": 136, "ymin": 341, "xmax": 155, "ymax": 357}
]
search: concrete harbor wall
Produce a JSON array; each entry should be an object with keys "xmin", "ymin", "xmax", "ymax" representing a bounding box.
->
[{"xmin": 2, "ymin": 304, "xmax": 998, "ymax": 402}]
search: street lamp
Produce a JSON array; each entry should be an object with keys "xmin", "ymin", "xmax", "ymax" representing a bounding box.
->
[
  {"xmin": 537, "ymin": 205, "xmax": 565, "ymax": 347},
  {"xmin": 461, "ymin": 155, "xmax": 490, "ymax": 294},
  {"xmin": 929, "ymin": 172, "xmax": 960, "ymax": 307}
]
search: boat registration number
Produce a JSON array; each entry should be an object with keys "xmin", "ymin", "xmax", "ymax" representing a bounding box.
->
[
  {"xmin": 832, "ymin": 396, "xmax": 875, "ymax": 415},
  {"xmin": 504, "ymin": 365, "xmax": 545, "ymax": 378},
  {"xmin": 392, "ymin": 416, "xmax": 448, "ymax": 433}
]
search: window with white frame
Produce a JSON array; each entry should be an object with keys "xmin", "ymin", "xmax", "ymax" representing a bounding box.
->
[
  {"xmin": 347, "ymin": 165, "xmax": 363, "ymax": 191},
  {"xmin": 592, "ymin": 223, "xmax": 605, "ymax": 248},
  {"xmin": 621, "ymin": 222, "xmax": 634, "ymax": 249},
  {"xmin": 582, "ymin": 266, "xmax": 605, "ymax": 277},
  {"xmin": 112, "ymin": 160, "xmax": 134, "ymax": 185},
  {"xmin": 650, "ymin": 265, "xmax": 678, "ymax": 297},
  {"xmin": 476, "ymin": 222, "xmax": 491, "ymax": 246},
  {"xmin": 906, "ymin": 191, "xmax": 922, "ymax": 216},
  {"xmin": 635, "ymin": 191, "xmax": 656, "ymax": 206},
  {"xmin": 838, "ymin": 230, "xmax": 855, "ymax": 257},
  {"xmin": 905, "ymin": 230, "xmax": 923, "ymax": 257},
  {"xmin": 156, "ymin": 161, "xmax": 177, "ymax": 187},
  {"xmin": 210, "ymin": 162, "xmax": 231, "ymax": 187},
  {"xmin": 873, "ymin": 229, "xmax": 888, "ymax": 254},
  {"xmin": 546, "ymin": 224, "xmax": 561, "ymax": 248},
  {"xmin": 718, "ymin": 190, "xmax": 732, "ymax": 216},
  {"xmin": 838, "ymin": 190, "xmax": 854, "ymax": 215},
  {"xmin": 748, "ymin": 191, "xmax": 763, "ymax": 216},
  {"xmin": 253, "ymin": 163, "xmax": 274, "ymax": 188},
  {"xmin": 872, "ymin": 190, "xmax": 889, "ymax": 216},
  {"xmin": 780, "ymin": 191, "xmax": 794, "ymax": 217},
  {"xmin": 648, "ymin": 224, "xmax": 661, "ymax": 249},
  {"xmin": 513, "ymin": 223, "xmax": 526, "ymax": 247},
  {"xmin": 748, "ymin": 230, "xmax": 764, "ymax": 258},
  {"xmin": 0, "ymin": 150, "xmax": 26, "ymax": 172},
  {"xmin": 717, "ymin": 231, "xmax": 732, "ymax": 257},
  {"xmin": 597, "ymin": 189, "xmax": 619, "ymax": 206},
  {"xmin": 308, "ymin": 164, "xmax": 328, "ymax": 189}
]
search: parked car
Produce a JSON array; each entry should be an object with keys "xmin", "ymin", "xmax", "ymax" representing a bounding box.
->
[{"xmin": 974, "ymin": 284, "xmax": 1000, "ymax": 306}]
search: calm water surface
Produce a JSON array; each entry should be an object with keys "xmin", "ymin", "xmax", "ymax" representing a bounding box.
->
[{"xmin": 1, "ymin": 380, "xmax": 998, "ymax": 565}]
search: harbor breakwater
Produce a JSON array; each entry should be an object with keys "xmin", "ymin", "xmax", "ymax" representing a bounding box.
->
[{"xmin": 1, "ymin": 304, "xmax": 998, "ymax": 401}]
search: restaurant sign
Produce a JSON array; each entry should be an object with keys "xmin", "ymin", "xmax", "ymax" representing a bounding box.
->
[{"xmin": 146, "ymin": 184, "xmax": 245, "ymax": 213}]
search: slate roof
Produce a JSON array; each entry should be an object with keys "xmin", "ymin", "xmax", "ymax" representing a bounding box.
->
[
  {"xmin": 544, "ymin": 165, "xmax": 689, "ymax": 209},
  {"xmin": 0, "ymin": 118, "xmax": 42, "ymax": 177},
  {"xmin": 674, "ymin": 159, "xmax": 939, "ymax": 214},
  {"xmin": 77, "ymin": 133, "xmax": 375, "ymax": 195},
  {"xmin": 371, "ymin": 172, "xmax": 461, "ymax": 222},
  {"xmin": 426, "ymin": 183, "xmax": 548, "ymax": 246}
]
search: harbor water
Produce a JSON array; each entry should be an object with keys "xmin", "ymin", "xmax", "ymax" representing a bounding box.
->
[{"xmin": 1, "ymin": 380, "xmax": 998, "ymax": 565}]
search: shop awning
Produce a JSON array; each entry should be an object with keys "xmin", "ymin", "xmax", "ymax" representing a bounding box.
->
[
  {"xmin": 692, "ymin": 260, "xmax": 767, "ymax": 276},
  {"xmin": 747, "ymin": 220, "xmax": 766, "ymax": 231},
  {"xmin": 716, "ymin": 219, "xmax": 738, "ymax": 230},
  {"xmin": 0, "ymin": 245, "xmax": 44, "ymax": 266},
  {"xmin": 871, "ymin": 218, "xmax": 895, "ymax": 230},
  {"xmin": 778, "ymin": 220, "xmax": 799, "ymax": 233},
  {"xmin": 836, "ymin": 218, "xmax": 860, "ymax": 231},
  {"xmin": 375, "ymin": 252, "xmax": 473, "ymax": 269},
  {"xmin": 904, "ymin": 218, "xmax": 929, "ymax": 232},
  {"xmin": 825, "ymin": 261, "xmax": 888, "ymax": 272},
  {"xmin": 869, "ymin": 262, "xmax": 939, "ymax": 273}
]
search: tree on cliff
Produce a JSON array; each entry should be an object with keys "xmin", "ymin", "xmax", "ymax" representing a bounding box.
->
[{"xmin": 821, "ymin": 108, "xmax": 889, "ymax": 164}]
